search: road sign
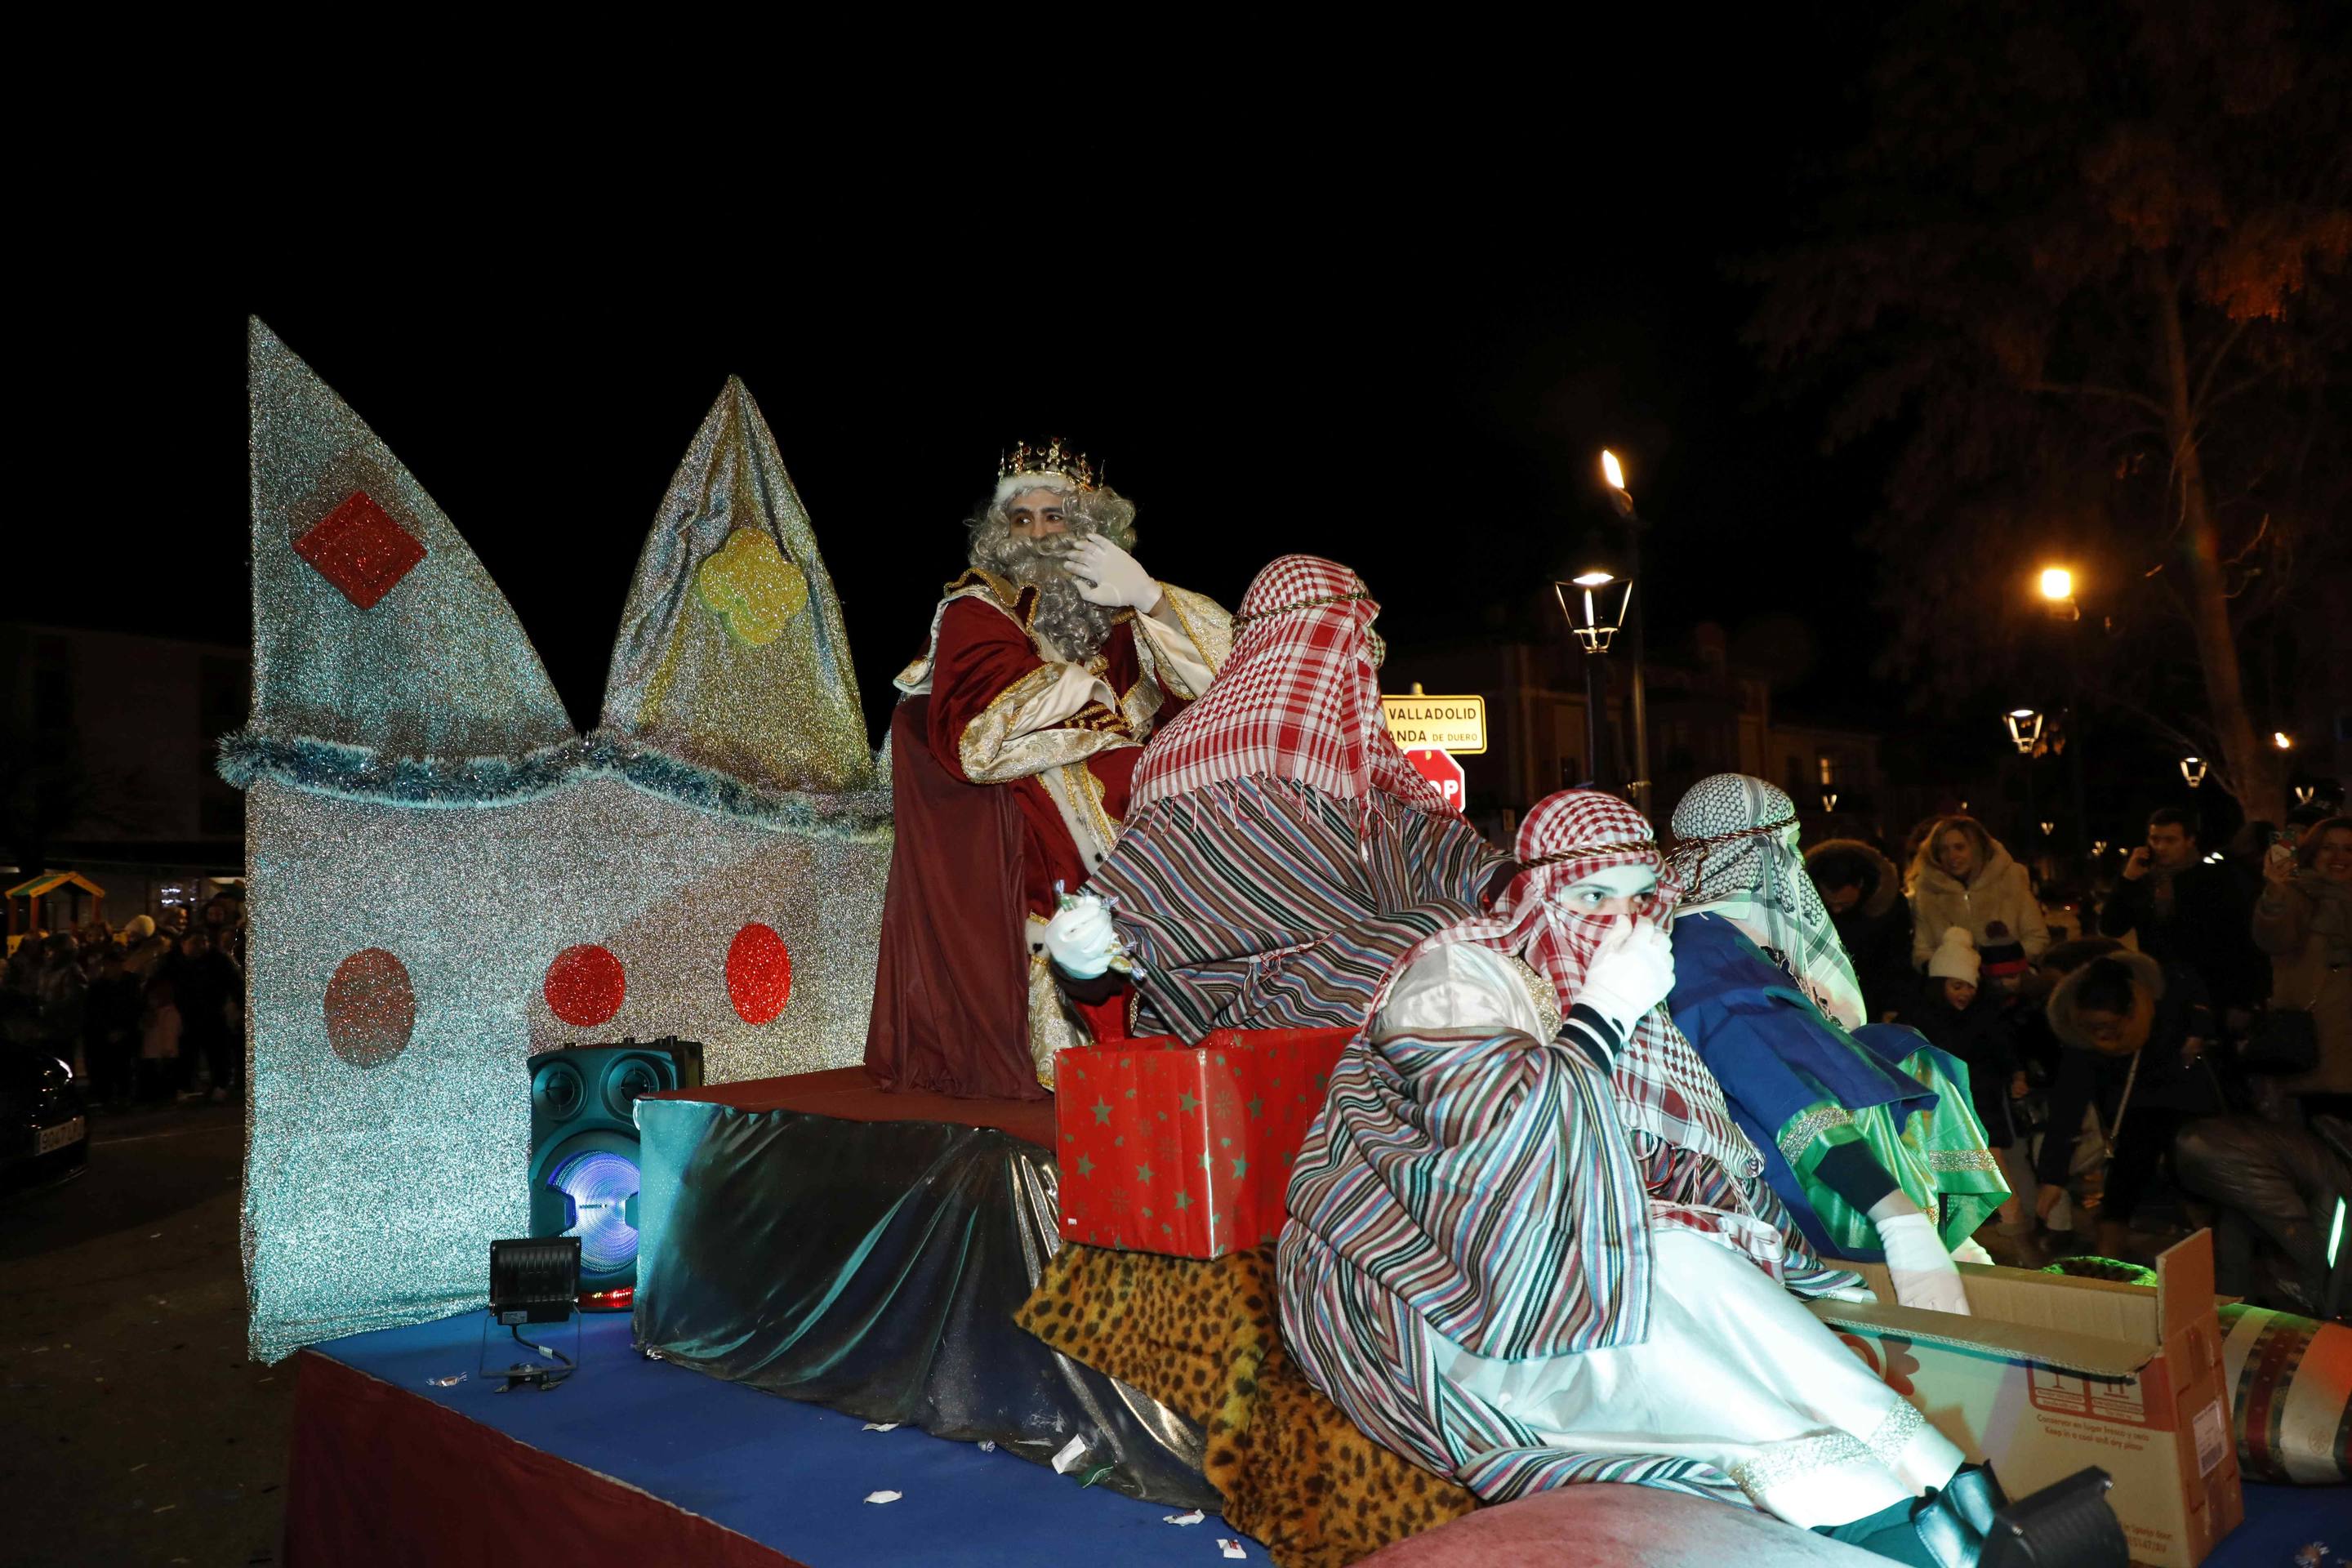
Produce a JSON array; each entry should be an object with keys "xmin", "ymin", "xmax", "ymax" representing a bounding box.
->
[
  {"xmin": 1382, "ymin": 694, "xmax": 1486, "ymax": 755},
  {"xmin": 1406, "ymin": 748, "xmax": 1466, "ymax": 811}
]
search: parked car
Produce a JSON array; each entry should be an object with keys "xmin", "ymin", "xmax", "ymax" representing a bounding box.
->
[{"xmin": 2, "ymin": 1048, "xmax": 87, "ymax": 1190}]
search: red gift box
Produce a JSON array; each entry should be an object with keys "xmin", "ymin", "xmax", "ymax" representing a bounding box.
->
[{"xmin": 1053, "ymin": 1026, "xmax": 1353, "ymax": 1258}]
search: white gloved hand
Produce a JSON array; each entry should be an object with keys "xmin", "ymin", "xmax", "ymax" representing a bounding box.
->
[
  {"xmin": 1949, "ymin": 1236, "xmax": 1996, "ymax": 1267},
  {"xmin": 1878, "ymin": 1209, "xmax": 1971, "ymax": 1315},
  {"xmin": 1043, "ymin": 894, "xmax": 1120, "ymax": 980},
  {"xmin": 1065, "ymin": 536, "xmax": 1161, "ymax": 612},
  {"xmin": 1574, "ymin": 920, "xmax": 1677, "ymax": 1040}
]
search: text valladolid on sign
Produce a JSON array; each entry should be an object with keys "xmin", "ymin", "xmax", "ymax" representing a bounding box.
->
[{"xmin": 1382, "ymin": 695, "xmax": 1486, "ymax": 755}]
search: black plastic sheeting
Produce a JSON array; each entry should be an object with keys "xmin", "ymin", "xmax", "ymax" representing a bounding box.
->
[{"xmin": 632, "ymin": 1099, "xmax": 1218, "ymax": 1509}]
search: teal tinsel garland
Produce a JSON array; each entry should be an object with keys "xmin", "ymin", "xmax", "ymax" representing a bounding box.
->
[
  {"xmin": 218, "ymin": 728, "xmax": 894, "ymax": 842},
  {"xmin": 216, "ymin": 730, "xmax": 586, "ymax": 805}
]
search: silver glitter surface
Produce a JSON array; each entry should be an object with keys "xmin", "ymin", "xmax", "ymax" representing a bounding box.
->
[
  {"xmin": 600, "ymin": 376, "xmax": 877, "ymax": 795},
  {"xmin": 246, "ymin": 318, "xmax": 575, "ymax": 764},
  {"xmin": 244, "ymin": 777, "xmax": 887, "ymax": 1361}
]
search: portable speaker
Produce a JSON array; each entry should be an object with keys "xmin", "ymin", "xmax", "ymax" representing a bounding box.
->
[{"xmin": 528, "ymin": 1037, "xmax": 703, "ymax": 1307}]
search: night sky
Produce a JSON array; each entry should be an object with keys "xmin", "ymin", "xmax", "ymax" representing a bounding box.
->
[{"xmin": 30, "ymin": 20, "xmax": 1900, "ymax": 749}]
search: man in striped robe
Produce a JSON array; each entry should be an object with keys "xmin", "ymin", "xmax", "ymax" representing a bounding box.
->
[
  {"xmin": 1043, "ymin": 555, "xmax": 1512, "ymax": 1044},
  {"xmin": 1277, "ymin": 792, "xmax": 2001, "ymax": 1565}
]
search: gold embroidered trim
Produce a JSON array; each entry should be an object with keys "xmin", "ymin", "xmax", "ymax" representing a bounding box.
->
[
  {"xmin": 958, "ymin": 662, "xmax": 1136, "ymax": 784},
  {"xmin": 1778, "ymin": 1105, "xmax": 1856, "ymax": 1165},
  {"xmin": 1927, "ymin": 1147, "xmax": 2002, "ymax": 1173},
  {"xmin": 1502, "ymin": 955, "xmax": 1564, "ymax": 1042}
]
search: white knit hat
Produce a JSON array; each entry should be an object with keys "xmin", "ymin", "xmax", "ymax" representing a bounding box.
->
[{"xmin": 1928, "ymin": 926, "xmax": 1980, "ymax": 984}]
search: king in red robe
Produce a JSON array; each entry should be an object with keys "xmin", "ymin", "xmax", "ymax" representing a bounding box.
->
[{"xmin": 864, "ymin": 443, "xmax": 1228, "ymax": 1099}]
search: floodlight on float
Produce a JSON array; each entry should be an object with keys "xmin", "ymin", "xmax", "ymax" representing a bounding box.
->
[
  {"xmin": 2004, "ymin": 709, "xmax": 2044, "ymax": 755},
  {"xmin": 1555, "ymin": 572, "xmax": 1633, "ymax": 655},
  {"xmin": 2180, "ymin": 756, "xmax": 2208, "ymax": 788}
]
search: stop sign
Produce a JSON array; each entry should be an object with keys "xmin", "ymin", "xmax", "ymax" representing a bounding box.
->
[{"xmin": 1405, "ymin": 747, "xmax": 1466, "ymax": 811}]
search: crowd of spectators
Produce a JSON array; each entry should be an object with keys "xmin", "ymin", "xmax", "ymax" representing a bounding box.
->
[
  {"xmin": 1804, "ymin": 803, "xmax": 2352, "ymax": 1318},
  {"xmin": 2, "ymin": 895, "xmax": 247, "ymax": 1110}
]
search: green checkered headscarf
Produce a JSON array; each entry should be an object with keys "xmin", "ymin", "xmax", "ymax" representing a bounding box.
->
[{"xmin": 1668, "ymin": 773, "xmax": 1868, "ymax": 1028}]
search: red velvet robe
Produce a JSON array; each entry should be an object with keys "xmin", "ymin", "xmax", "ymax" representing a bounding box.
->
[{"xmin": 866, "ymin": 573, "xmax": 1209, "ymax": 1098}]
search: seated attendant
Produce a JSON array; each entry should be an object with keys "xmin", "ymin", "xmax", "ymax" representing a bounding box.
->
[
  {"xmin": 1278, "ymin": 791, "xmax": 2002, "ymax": 1564},
  {"xmin": 1045, "ymin": 555, "xmax": 1511, "ymax": 1044},
  {"xmin": 1667, "ymin": 774, "xmax": 2007, "ymax": 1308}
]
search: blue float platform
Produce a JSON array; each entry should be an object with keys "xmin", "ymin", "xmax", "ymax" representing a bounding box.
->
[
  {"xmin": 287, "ymin": 1309, "xmax": 1259, "ymax": 1566},
  {"xmin": 283, "ymin": 1307, "xmax": 2338, "ymax": 1567}
]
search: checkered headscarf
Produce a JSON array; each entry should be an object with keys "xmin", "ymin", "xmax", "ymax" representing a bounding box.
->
[
  {"xmin": 1386, "ymin": 790, "xmax": 1757, "ymax": 1174},
  {"xmin": 1668, "ymin": 773, "xmax": 1866, "ymax": 1029},
  {"xmin": 1129, "ymin": 555, "xmax": 1449, "ymax": 814}
]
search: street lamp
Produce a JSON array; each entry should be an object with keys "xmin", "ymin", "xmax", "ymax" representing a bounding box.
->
[
  {"xmin": 1823, "ymin": 791, "xmax": 1840, "ymax": 813},
  {"xmin": 2274, "ymin": 732, "xmax": 2294, "ymax": 751},
  {"xmin": 2041, "ymin": 820, "xmax": 2056, "ymax": 836},
  {"xmin": 2092, "ymin": 839, "xmax": 2110, "ymax": 857},
  {"xmin": 1555, "ymin": 572, "xmax": 1633, "ymax": 653},
  {"xmin": 2296, "ymin": 786, "xmax": 2318, "ymax": 808},
  {"xmin": 2004, "ymin": 709, "xmax": 2044, "ymax": 755},
  {"xmin": 2180, "ymin": 756, "xmax": 2208, "ymax": 788},
  {"xmin": 1597, "ymin": 449, "xmax": 1651, "ymax": 811},
  {"xmin": 2038, "ymin": 566, "xmax": 2078, "ymax": 620},
  {"xmin": 1555, "ymin": 572, "xmax": 1633, "ymax": 794}
]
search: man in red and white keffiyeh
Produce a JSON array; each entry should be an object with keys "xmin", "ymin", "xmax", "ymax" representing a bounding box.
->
[
  {"xmin": 1128, "ymin": 554, "xmax": 1447, "ymax": 814},
  {"xmin": 1047, "ymin": 555, "xmax": 1510, "ymax": 1044}
]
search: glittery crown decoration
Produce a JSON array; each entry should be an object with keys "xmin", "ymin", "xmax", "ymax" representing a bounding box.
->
[{"xmin": 998, "ymin": 438, "xmax": 1098, "ymax": 492}]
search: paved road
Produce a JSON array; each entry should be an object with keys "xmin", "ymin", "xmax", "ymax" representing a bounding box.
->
[{"xmin": 0, "ymin": 1103, "xmax": 291, "ymax": 1568}]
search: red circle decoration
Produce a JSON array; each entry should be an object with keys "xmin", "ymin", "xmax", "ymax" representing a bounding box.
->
[
  {"xmin": 545, "ymin": 943, "xmax": 626, "ymax": 1027},
  {"xmin": 323, "ymin": 948, "xmax": 416, "ymax": 1069},
  {"xmin": 726, "ymin": 922, "xmax": 793, "ymax": 1025}
]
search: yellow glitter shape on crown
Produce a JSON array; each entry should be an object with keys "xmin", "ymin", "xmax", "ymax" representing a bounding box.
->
[{"xmin": 694, "ymin": 528, "xmax": 808, "ymax": 648}]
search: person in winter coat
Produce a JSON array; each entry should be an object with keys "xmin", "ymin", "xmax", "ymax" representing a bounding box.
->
[
  {"xmin": 1900, "ymin": 928, "xmax": 2036, "ymax": 1241},
  {"xmin": 2100, "ymin": 807, "xmax": 2268, "ymax": 1018},
  {"xmin": 1907, "ymin": 816, "xmax": 2051, "ymax": 987},
  {"xmin": 2036, "ymin": 952, "xmax": 2224, "ymax": 1261},
  {"xmin": 2252, "ymin": 815, "xmax": 2352, "ymax": 1110},
  {"xmin": 33, "ymin": 933, "xmax": 88, "ymax": 1072},
  {"xmin": 1806, "ymin": 839, "xmax": 1917, "ymax": 1023},
  {"xmin": 82, "ymin": 944, "xmax": 144, "ymax": 1111}
]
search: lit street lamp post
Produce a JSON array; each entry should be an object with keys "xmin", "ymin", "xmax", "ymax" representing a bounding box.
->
[
  {"xmin": 2038, "ymin": 567, "xmax": 2094, "ymax": 865},
  {"xmin": 1556, "ymin": 572, "xmax": 1634, "ymax": 794},
  {"xmin": 1600, "ymin": 451, "xmax": 1650, "ymax": 813}
]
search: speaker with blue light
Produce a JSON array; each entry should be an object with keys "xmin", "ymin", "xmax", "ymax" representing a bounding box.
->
[{"xmin": 528, "ymin": 1037, "xmax": 702, "ymax": 1312}]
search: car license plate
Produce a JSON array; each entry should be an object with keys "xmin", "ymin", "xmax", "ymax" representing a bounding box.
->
[{"xmin": 37, "ymin": 1117, "xmax": 85, "ymax": 1156}]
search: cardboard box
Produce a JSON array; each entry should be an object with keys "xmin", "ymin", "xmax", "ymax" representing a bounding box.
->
[
  {"xmin": 1808, "ymin": 1231, "xmax": 2242, "ymax": 1568},
  {"xmin": 1053, "ymin": 1027, "xmax": 1352, "ymax": 1258}
]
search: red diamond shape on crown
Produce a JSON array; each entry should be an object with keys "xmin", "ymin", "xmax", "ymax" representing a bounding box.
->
[{"xmin": 293, "ymin": 491, "xmax": 427, "ymax": 609}]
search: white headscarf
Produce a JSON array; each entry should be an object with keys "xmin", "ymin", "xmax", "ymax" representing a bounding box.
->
[{"xmin": 1669, "ymin": 773, "xmax": 1869, "ymax": 1029}]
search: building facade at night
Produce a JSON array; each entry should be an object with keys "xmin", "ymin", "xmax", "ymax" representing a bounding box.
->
[{"xmin": 1, "ymin": 622, "xmax": 247, "ymax": 929}]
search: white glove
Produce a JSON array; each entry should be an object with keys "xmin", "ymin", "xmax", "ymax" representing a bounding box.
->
[
  {"xmin": 1574, "ymin": 920, "xmax": 1676, "ymax": 1040},
  {"xmin": 1878, "ymin": 1208, "xmax": 1971, "ymax": 1315},
  {"xmin": 1066, "ymin": 536, "xmax": 1161, "ymax": 612},
  {"xmin": 1949, "ymin": 1236, "xmax": 1996, "ymax": 1267},
  {"xmin": 1043, "ymin": 894, "xmax": 1120, "ymax": 980}
]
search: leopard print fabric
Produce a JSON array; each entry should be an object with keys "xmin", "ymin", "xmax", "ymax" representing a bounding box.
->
[{"xmin": 1016, "ymin": 1241, "xmax": 1477, "ymax": 1567}]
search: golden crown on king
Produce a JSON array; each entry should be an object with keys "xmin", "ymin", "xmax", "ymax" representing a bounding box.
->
[{"xmin": 998, "ymin": 438, "xmax": 1098, "ymax": 492}]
